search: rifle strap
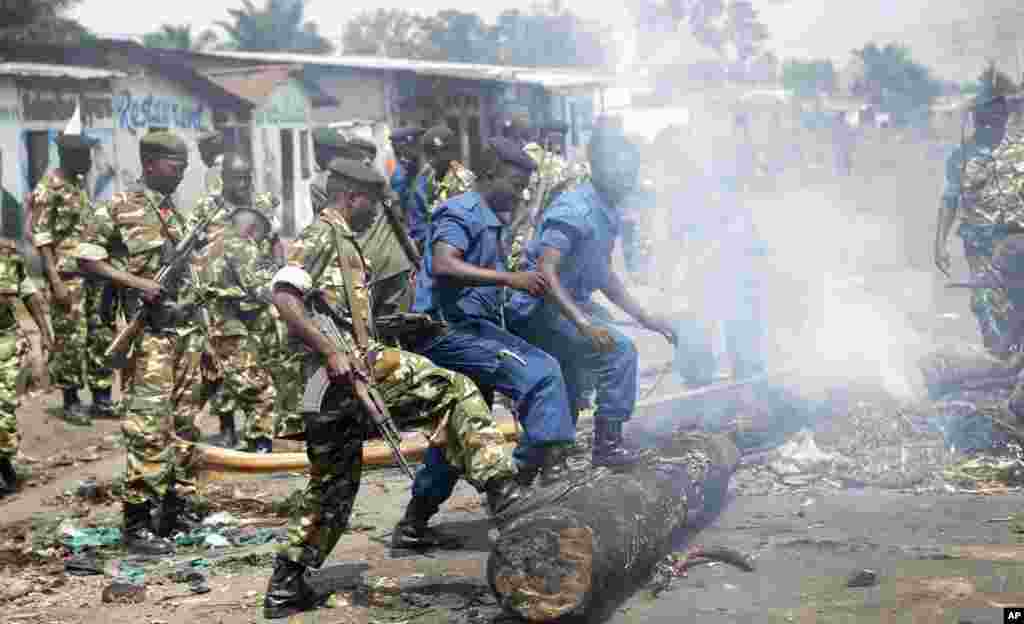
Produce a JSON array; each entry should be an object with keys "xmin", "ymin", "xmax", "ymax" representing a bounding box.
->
[{"xmin": 329, "ymin": 219, "xmax": 375, "ymax": 352}]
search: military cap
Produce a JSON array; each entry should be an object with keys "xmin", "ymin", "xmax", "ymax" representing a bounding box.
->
[
  {"xmin": 326, "ymin": 157, "xmax": 387, "ymax": 195},
  {"xmin": 421, "ymin": 125, "xmax": 456, "ymax": 153},
  {"xmin": 312, "ymin": 126, "xmax": 347, "ymax": 150},
  {"xmin": 488, "ymin": 137, "xmax": 538, "ymax": 173},
  {"xmin": 390, "ymin": 126, "xmax": 425, "ymax": 147},
  {"xmin": 140, "ymin": 130, "xmax": 188, "ymax": 160},
  {"xmin": 55, "ymin": 132, "xmax": 99, "ymax": 151}
]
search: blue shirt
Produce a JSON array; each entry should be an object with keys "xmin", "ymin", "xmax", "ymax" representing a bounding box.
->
[
  {"xmin": 390, "ymin": 161, "xmax": 409, "ymax": 204},
  {"xmin": 508, "ymin": 181, "xmax": 619, "ymax": 317},
  {"xmin": 406, "ymin": 169, "xmax": 433, "ymax": 249},
  {"xmin": 412, "ymin": 191, "xmax": 506, "ymax": 323}
]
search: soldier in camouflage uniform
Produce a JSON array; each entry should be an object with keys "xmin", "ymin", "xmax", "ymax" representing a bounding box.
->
[
  {"xmin": 0, "ymin": 239, "xmax": 50, "ymax": 495},
  {"xmin": 188, "ymin": 153, "xmax": 283, "ymax": 452},
  {"xmin": 262, "ymin": 157, "xmax": 534, "ymax": 619},
  {"xmin": 936, "ymin": 94, "xmax": 1024, "ymax": 351},
  {"xmin": 31, "ymin": 132, "xmax": 100, "ymax": 424},
  {"xmin": 76, "ymin": 131, "xmax": 212, "ymax": 556},
  {"xmin": 406, "ymin": 125, "xmax": 475, "ymax": 253}
]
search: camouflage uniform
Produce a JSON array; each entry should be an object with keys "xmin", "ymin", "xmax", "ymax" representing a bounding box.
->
[
  {"xmin": 0, "ymin": 242, "xmax": 38, "ymax": 459},
  {"xmin": 30, "ymin": 170, "xmax": 91, "ymax": 392},
  {"xmin": 275, "ymin": 206, "xmax": 516, "ymax": 568},
  {"xmin": 357, "ymin": 206, "xmax": 415, "ymax": 317},
  {"xmin": 407, "ymin": 161, "xmax": 475, "ymax": 250},
  {"xmin": 74, "ymin": 184, "xmax": 208, "ymax": 506},
  {"xmin": 185, "ymin": 192, "xmax": 282, "ymax": 445},
  {"xmin": 946, "ymin": 124, "xmax": 1024, "ymax": 348}
]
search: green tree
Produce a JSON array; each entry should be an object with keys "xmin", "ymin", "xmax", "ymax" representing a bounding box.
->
[
  {"xmin": 781, "ymin": 58, "xmax": 837, "ymax": 97},
  {"xmin": 850, "ymin": 43, "xmax": 941, "ymax": 126},
  {"xmin": 423, "ymin": 10, "xmax": 493, "ymax": 63},
  {"xmin": 489, "ymin": 4, "xmax": 618, "ymax": 68},
  {"xmin": 341, "ymin": 9, "xmax": 434, "ymax": 57},
  {"xmin": 143, "ymin": 24, "xmax": 219, "ymax": 51},
  {"xmin": 217, "ymin": 0, "xmax": 333, "ymax": 54},
  {"xmin": 0, "ymin": 0, "xmax": 92, "ymax": 44}
]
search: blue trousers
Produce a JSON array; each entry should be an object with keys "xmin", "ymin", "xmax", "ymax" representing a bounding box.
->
[
  {"xmin": 509, "ymin": 302, "xmax": 638, "ymax": 425},
  {"xmin": 409, "ymin": 318, "xmax": 575, "ymax": 508}
]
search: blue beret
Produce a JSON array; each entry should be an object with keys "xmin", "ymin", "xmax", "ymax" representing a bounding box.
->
[
  {"xmin": 488, "ymin": 137, "xmax": 537, "ymax": 173},
  {"xmin": 391, "ymin": 126, "xmax": 425, "ymax": 146}
]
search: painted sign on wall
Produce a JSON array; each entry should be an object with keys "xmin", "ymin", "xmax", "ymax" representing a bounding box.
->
[
  {"xmin": 19, "ymin": 89, "xmax": 113, "ymax": 126},
  {"xmin": 255, "ymin": 81, "xmax": 309, "ymax": 126},
  {"xmin": 113, "ymin": 91, "xmax": 209, "ymax": 131}
]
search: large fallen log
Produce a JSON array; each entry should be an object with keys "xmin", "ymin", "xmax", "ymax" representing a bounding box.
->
[{"xmin": 487, "ymin": 432, "xmax": 740, "ymax": 622}]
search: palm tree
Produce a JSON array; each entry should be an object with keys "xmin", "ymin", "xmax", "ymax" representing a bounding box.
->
[
  {"xmin": 216, "ymin": 0, "xmax": 334, "ymax": 54},
  {"xmin": 143, "ymin": 24, "xmax": 219, "ymax": 51},
  {"xmin": 0, "ymin": 0, "xmax": 92, "ymax": 44}
]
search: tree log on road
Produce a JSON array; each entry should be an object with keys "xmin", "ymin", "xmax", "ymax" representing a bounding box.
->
[{"xmin": 487, "ymin": 432, "xmax": 739, "ymax": 622}]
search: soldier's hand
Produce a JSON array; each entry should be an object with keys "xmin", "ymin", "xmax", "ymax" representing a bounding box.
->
[
  {"xmin": 505, "ymin": 271, "xmax": 549, "ymax": 297},
  {"xmin": 935, "ymin": 242, "xmax": 952, "ymax": 278},
  {"xmin": 51, "ymin": 282, "xmax": 71, "ymax": 308},
  {"xmin": 139, "ymin": 279, "xmax": 164, "ymax": 304},
  {"xmin": 580, "ymin": 323, "xmax": 616, "ymax": 353},
  {"xmin": 40, "ymin": 330, "xmax": 54, "ymax": 355},
  {"xmin": 326, "ymin": 351, "xmax": 355, "ymax": 385}
]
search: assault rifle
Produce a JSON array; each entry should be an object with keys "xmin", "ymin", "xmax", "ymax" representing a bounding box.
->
[
  {"xmin": 306, "ymin": 297, "xmax": 416, "ymax": 481},
  {"xmin": 104, "ymin": 201, "xmax": 227, "ymax": 366}
]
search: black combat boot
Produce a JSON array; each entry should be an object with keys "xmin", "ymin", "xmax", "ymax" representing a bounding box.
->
[
  {"xmin": 247, "ymin": 437, "xmax": 273, "ymax": 454},
  {"xmin": 62, "ymin": 387, "xmax": 92, "ymax": 426},
  {"xmin": 90, "ymin": 387, "xmax": 116, "ymax": 419},
  {"xmin": 392, "ymin": 497, "xmax": 463, "ymax": 550},
  {"xmin": 484, "ymin": 476, "xmax": 542, "ymax": 521},
  {"xmin": 263, "ymin": 554, "xmax": 324, "ymax": 619},
  {"xmin": 214, "ymin": 413, "xmax": 238, "ymax": 449},
  {"xmin": 538, "ymin": 446, "xmax": 572, "ymax": 486},
  {"xmin": 0, "ymin": 456, "xmax": 16, "ymax": 496},
  {"xmin": 156, "ymin": 490, "xmax": 205, "ymax": 537},
  {"xmin": 122, "ymin": 502, "xmax": 175, "ymax": 556},
  {"xmin": 591, "ymin": 420, "xmax": 642, "ymax": 468}
]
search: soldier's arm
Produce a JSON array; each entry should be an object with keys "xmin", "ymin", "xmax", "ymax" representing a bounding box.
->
[
  {"xmin": 75, "ymin": 201, "xmax": 162, "ymax": 300},
  {"xmin": 601, "ymin": 269, "xmax": 676, "ymax": 345},
  {"xmin": 79, "ymin": 259, "xmax": 162, "ymax": 301},
  {"xmin": 19, "ymin": 271, "xmax": 52, "ymax": 350},
  {"xmin": 536, "ymin": 245, "xmax": 588, "ymax": 330},
  {"xmin": 29, "ymin": 188, "xmax": 71, "ymax": 305},
  {"xmin": 37, "ymin": 245, "xmax": 69, "ymax": 305},
  {"xmin": 270, "ymin": 278, "xmax": 353, "ymax": 383}
]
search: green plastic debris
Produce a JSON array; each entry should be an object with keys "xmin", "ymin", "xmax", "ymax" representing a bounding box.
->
[{"xmin": 60, "ymin": 527, "xmax": 122, "ymax": 552}]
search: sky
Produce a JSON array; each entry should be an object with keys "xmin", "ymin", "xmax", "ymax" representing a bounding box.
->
[{"xmin": 71, "ymin": 0, "xmax": 1005, "ymax": 82}]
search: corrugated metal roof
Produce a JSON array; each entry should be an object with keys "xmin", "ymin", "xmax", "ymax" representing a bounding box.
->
[
  {"xmin": 200, "ymin": 51, "xmax": 615, "ymax": 91},
  {"xmin": 203, "ymin": 65, "xmax": 297, "ymax": 104},
  {"xmin": 0, "ymin": 62, "xmax": 126, "ymax": 80}
]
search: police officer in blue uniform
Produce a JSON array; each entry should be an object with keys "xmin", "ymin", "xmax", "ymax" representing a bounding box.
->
[
  {"xmin": 506, "ymin": 118, "xmax": 678, "ymax": 467},
  {"xmin": 389, "ymin": 126, "xmax": 425, "ymax": 206},
  {"xmin": 406, "ymin": 125, "xmax": 460, "ymax": 251},
  {"xmin": 391, "ymin": 137, "xmax": 576, "ymax": 549}
]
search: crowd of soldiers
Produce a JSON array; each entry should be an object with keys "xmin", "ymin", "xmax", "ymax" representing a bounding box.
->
[{"xmin": 0, "ymin": 109, "xmax": 691, "ymax": 618}]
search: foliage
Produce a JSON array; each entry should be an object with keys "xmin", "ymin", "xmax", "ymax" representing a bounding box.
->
[
  {"xmin": 0, "ymin": 0, "xmax": 92, "ymax": 44},
  {"xmin": 143, "ymin": 24, "xmax": 219, "ymax": 52},
  {"xmin": 341, "ymin": 9, "xmax": 434, "ymax": 58},
  {"xmin": 850, "ymin": 42, "xmax": 942, "ymax": 126},
  {"xmin": 424, "ymin": 10, "xmax": 493, "ymax": 64},
  {"xmin": 216, "ymin": 0, "xmax": 333, "ymax": 54},
  {"xmin": 781, "ymin": 58, "xmax": 837, "ymax": 97}
]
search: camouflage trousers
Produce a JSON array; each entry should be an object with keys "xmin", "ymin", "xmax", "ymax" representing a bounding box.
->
[
  {"xmin": 83, "ymin": 280, "xmax": 116, "ymax": 392},
  {"xmin": 0, "ymin": 332, "xmax": 28, "ymax": 459},
  {"xmin": 280, "ymin": 346, "xmax": 516, "ymax": 569},
  {"xmin": 960, "ymin": 224, "xmax": 1013, "ymax": 351},
  {"xmin": 207, "ymin": 335, "xmax": 277, "ymax": 443},
  {"xmin": 47, "ymin": 278, "xmax": 87, "ymax": 390},
  {"xmin": 120, "ymin": 331, "xmax": 204, "ymax": 507}
]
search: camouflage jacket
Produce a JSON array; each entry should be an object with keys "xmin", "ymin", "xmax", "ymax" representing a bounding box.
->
[
  {"xmin": 193, "ymin": 192, "xmax": 282, "ymax": 258},
  {"xmin": 279, "ymin": 206, "xmax": 374, "ymax": 357},
  {"xmin": 0, "ymin": 239, "xmax": 39, "ymax": 337},
  {"xmin": 434, "ymin": 161, "xmax": 476, "ymax": 208},
  {"xmin": 949, "ymin": 125, "xmax": 1024, "ymax": 227},
  {"xmin": 30, "ymin": 170, "xmax": 93, "ymax": 275},
  {"xmin": 74, "ymin": 182, "xmax": 195, "ymax": 281}
]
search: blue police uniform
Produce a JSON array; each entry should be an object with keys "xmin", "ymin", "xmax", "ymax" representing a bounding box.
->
[
  {"xmin": 506, "ymin": 181, "xmax": 639, "ymax": 425},
  {"xmin": 408, "ymin": 191, "xmax": 575, "ymax": 511},
  {"xmin": 390, "ymin": 160, "xmax": 409, "ymax": 204},
  {"xmin": 406, "ymin": 168, "xmax": 432, "ymax": 249}
]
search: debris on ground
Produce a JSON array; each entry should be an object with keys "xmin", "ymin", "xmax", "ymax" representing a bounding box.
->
[
  {"xmin": 59, "ymin": 523, "xmax": 121, "ymax": 553},
  {"xmin": 646, "ymin": 545, "xmax": 756, "ymax": 597},
  {"xmin": 101, "ymin": 582, "xmax": 146, "ymax": 604}
]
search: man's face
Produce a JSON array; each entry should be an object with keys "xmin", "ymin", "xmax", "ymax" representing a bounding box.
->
[
  {"xmin": 222, "ymin": 165, "xmax": 253, "ymax": 205},
  {"xmin": 231, "ymin": 209, "xmax": 270, "ymax": 244},
  {"xmin": 590, "ymin": 140, "xmax": 640, "ymax": 202},
  {"xmin": 488, "ymin": 161, "xmax": 532, "ymax": 214},
  {"xmin": 344, "ymin": 189, "xmax": 379, "ymax": 232},
  {"xmin": 145, "ymin": 156, "xmax": 188, "ymax": 195},
  {"xmin": 60, "ymin": 147, "xmax": 92, "ymax": 179}
]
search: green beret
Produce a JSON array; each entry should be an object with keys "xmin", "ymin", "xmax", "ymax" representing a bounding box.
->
[
  {"xmin": 421, "ymin": 125, "xmax": 456, "ymax": 153},
  {"xmin": 140, "ymin": 130, "xmax": 188, "ymax": 160},
  {"xmin": 56, "ymin": 133, "xmax": 99, "ymax": 151},
  {"xmin": 326, "ymin": 157, "xmax": 387, "ymax": 195},
  {"xmin": 312, "ymin": 126, "xmax": 347, "ymax": 150}
]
